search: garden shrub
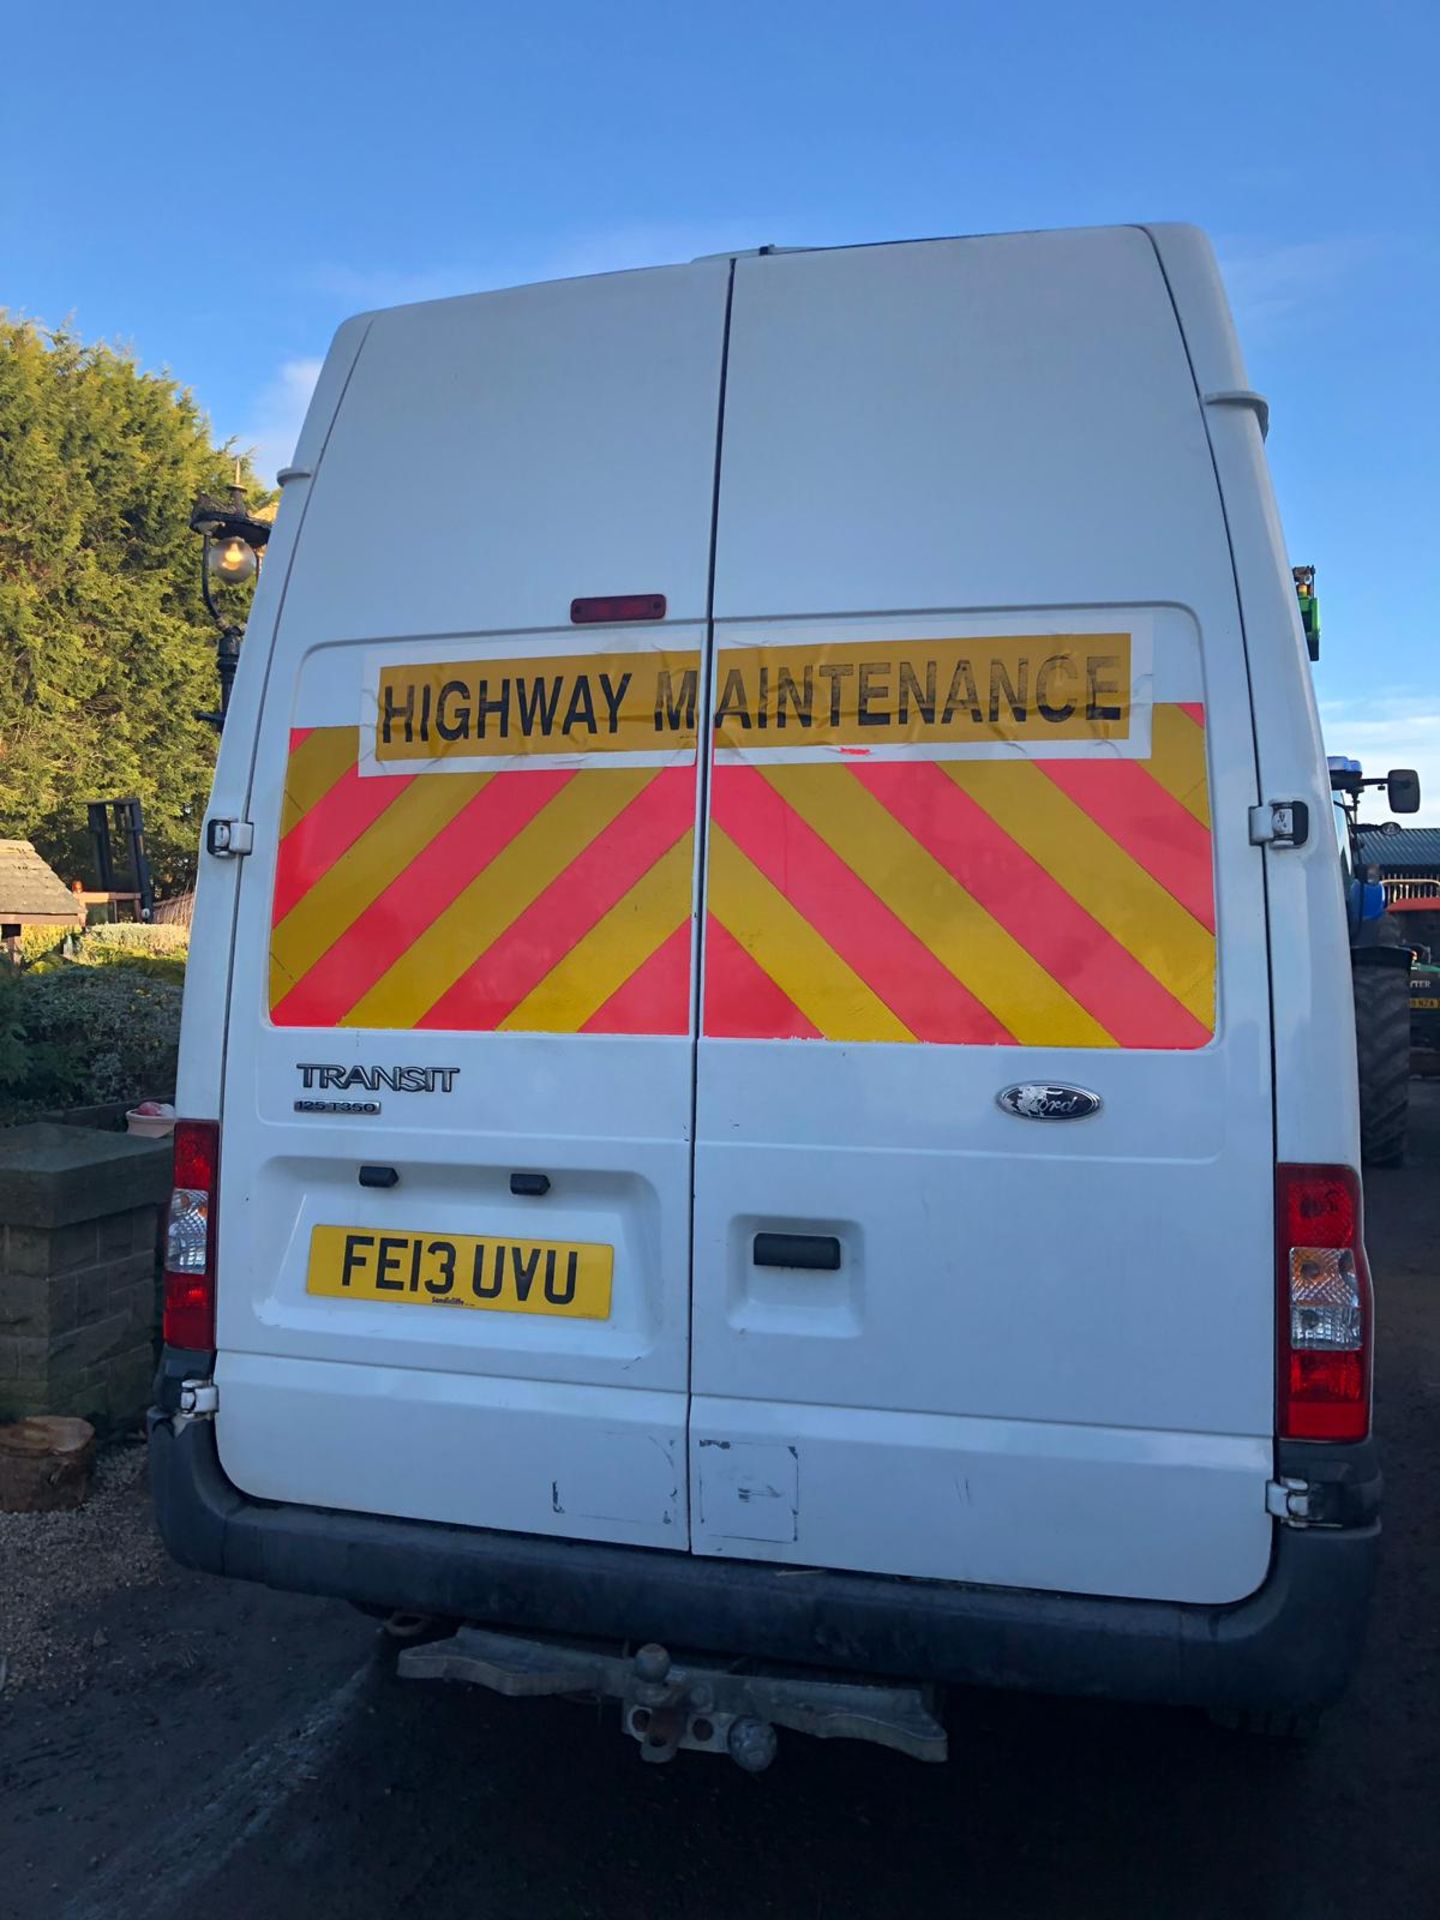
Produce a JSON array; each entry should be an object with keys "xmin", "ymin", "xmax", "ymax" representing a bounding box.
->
[
  {"xmin": 16, "ymin": 920, "xmax": 189, "ymax": 983},
  {"xmin": 65, "ymin": 922, "xmax": 189, "ymax": 985},
  {"xmin": 77, "ymin": 922, "xmax": 190, "ymax": 959},
  {"xmin": 0, "ymin": 963, "xmax": 181, "ymax": 1124},
  {"xmin": 14, "ymin": 924, "xmax": 80, "ymax": 967}
]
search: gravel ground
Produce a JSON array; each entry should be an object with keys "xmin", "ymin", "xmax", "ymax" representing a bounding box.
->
[{"xmin": 0, "ymin": 1440, "xmax": 165, "ymax": 1693}]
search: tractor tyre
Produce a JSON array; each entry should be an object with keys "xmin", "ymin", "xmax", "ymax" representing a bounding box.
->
[{"xmin": 1352, "ymin": 916, "xmax": 1410, "ymax": 1168}]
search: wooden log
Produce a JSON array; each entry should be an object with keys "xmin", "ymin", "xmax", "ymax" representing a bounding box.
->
[{"xmin": 0, "ymin": 1416, "xmax": 96, "ymax": 1513}]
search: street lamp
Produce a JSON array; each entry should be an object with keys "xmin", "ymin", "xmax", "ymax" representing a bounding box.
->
[{"xmin": 189, "ymin": 484, "xmax": 273, "ymax": 729}]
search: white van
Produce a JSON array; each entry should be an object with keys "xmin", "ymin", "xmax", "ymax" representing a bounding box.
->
[{"xmin": 152, "ymin": 225, "xmax": 1379, "ymax": 1762}]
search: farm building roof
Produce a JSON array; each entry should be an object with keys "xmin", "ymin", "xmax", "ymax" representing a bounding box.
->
[
  {"xmin": 0, "ymin": 841, "xmax": 82, "ymax": 925},
  {"xmin": 1357, "ymin": 827, "xmax": 1440, "ymax": 871}
]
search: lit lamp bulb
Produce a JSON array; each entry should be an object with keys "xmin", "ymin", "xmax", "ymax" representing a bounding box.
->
[{"xmin": 210, "ymin": 535, "xmax": 257, "ymax": 585}]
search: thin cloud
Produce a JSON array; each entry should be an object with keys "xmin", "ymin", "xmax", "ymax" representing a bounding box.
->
[
  {"xmin": 1216, "ymin": 236, "xmax": 1375, "ymax": 345},
  {"xmin": 239, "ymin": 356, "xmax": 324, "ymax": 486},
  {"xmin": 1318, "ymin": 698, "xmax": 1440, "ymax": 826},
  {"xmin": 305, "ymin": 263, "xmax": 482, "ymax": 308}
]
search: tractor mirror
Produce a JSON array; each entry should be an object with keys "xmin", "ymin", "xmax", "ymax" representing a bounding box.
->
[{"xmin": 1387, "ymin": 769, "xmax": 1421, "ymax": 814}]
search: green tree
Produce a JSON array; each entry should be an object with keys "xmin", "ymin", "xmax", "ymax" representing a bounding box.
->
[{"xmin": 0, "ymin": 316, "xmax": 270, "ymax": 893}]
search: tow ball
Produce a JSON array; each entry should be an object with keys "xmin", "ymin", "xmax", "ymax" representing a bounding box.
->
[
  {"xmin": 396, "ymin": 1626, "xmax": 947, "ymax": 1769},
  {"xmin": 626, "ymin": 1644, "xmax": 778, "ymax": 1770}
]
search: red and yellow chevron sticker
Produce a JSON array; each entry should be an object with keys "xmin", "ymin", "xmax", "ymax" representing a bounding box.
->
[
  {"xmin": 270, "ymin": 631, "xmax": 1212, "ymax": 1048},
  {"xmin": 269, "ymin": 727, "xmax": 695, "ymax": 1033},
  {"xmin": 703, "ymin": 703, "xmax": 1214, "ymax": 1048}
]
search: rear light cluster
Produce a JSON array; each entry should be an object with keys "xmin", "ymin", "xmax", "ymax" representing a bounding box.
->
[
  {"xmin": 162, "ymin": 1120, "xmax": 220, "ymax": 1350},
  {"xmin": 1277, "ymin": 1164, "xmax": 1372, "ymax": 1442}
]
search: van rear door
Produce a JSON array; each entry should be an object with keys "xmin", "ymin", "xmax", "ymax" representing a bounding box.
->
[
  {"xmin": 689, "ymin": 231, "xmax": 1275, "ymax": 1605},
  {"xmin": 214, "ymin": 262, "xmax": 730, "ymax": 1549}
]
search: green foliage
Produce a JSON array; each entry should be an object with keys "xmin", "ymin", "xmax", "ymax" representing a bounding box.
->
[
  {"xmin": 0, "ymin": 967, "xmax": 25, "ymax": 1087},
  {"xmin": 72, "ymin": 921, "xmax": 189, "ymax": 959},
  {"xmin": 0, "ymin": 962, "xmax": 182, "ymax": 1123},
  {"xmin": 0, "ymin": 315, "xmax": 273, "ymax": 893},
  {"xmin": 71, "ymin": 950, "xmax": 186, "ymax": 985},
  {"xmin": 14, "ymin": 919, "xmax": 188, "ymax": 980},
  {"xmin": 14, "ymin": 923, "xmax": 76, "ymax": 967}
]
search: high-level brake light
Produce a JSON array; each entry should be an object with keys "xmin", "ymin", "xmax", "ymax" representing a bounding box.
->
[
  {"xmin": 570, "ymin": 594, "xmax": 666, "ymax": 625},
  {"xmin": 1277, "ymin": 1164, "xmax": 1371, "ymax": 1442},
  {"xmin": 162, "ymin": 1120, "xmax": 220, "ymax": 1350}
]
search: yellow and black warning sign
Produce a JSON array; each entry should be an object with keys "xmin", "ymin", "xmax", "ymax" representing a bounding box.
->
[
  {"xmin": 711, "ymin": 635, "xmax": 1132, "ymax": 752},
  {"xmin": 370, "ymin": 634, "xmax": 1133, "ymax": 767},
  {"xmin": 374, "ymin": 650, "xmax": 703, "ymax": 762}
]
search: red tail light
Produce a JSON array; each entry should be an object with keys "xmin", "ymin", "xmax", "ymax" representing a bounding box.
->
[
  {"xmin": 162, "ymin": 1120, "xmax": 220, "ymax": 1349},
  {"xmin": 1277, "ymin": 1164, "xmax": 1371, "ymax": 1442}
]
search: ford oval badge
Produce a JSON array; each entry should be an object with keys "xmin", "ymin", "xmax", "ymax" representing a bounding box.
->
[{"xmin": 997, "ymin": 1083, "xmax": 1102, "ymax": 1121}]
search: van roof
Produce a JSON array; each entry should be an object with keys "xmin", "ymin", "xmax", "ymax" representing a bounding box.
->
[{"xmin": 341, "ymin": 222, "xmax": 1203, "ymax": 322}]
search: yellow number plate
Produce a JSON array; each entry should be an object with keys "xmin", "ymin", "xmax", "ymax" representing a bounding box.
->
[{"xmin": 307, "ymin": 1226, "xmax": 613, "ymax": 1319}]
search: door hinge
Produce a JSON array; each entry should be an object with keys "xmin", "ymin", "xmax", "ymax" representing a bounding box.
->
[
  {"xmin": 1249, "ymin": 801, "xmax": 1310, "ymax": 849},
  {"xmin": 1265, "ymin": 1476, "xmax": 1312, "ymax": 1524},
  {"xmin": 206, "ymin": 817, "xmax": 254, "ymax": 857},
  {"xmin": 176, "ymin": 1378, "xmax": 219, "ymax": 1424}
]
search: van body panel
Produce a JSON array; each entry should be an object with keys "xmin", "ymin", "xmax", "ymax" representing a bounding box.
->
[
  {"xmin": 188, "ymin": 227, "xmax": 1339, "ymax": 1621},
  {"xmin": 712, "ymin": 230, "xmax": 1234, "ymax": 621},
  {"xmin": 691, "ymin": 1396, "xmax": 1272, "ymax": 1603},
  {"xmin": 213, "ymin": 263, "xmax": 732, "ymax": 1544},
  {"xmin": 178, "ymin": 318, "xmax": 371, "ymax": 1121},
  {"xmin": 689, "ymin": 231, "xmax": 1276, "ymax": 1601},
  {"xmin": 273, "ymin": 265, "xmax": 729, "ymax": 643},
  {"xmin": 215, "ymin": 1353, "xmax": 685, "ymax": 1546},
  {"xmin": 1142, "ymin": 225, "xmax": 1360, "ymax": 1171}
]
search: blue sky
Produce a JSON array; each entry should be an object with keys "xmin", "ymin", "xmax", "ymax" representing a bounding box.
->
[{"xmin": 3, "ymin": 1, "xmax": 1437, "ymax": 816}]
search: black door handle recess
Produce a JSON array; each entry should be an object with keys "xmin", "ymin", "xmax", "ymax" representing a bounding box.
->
[{"xmin": 753, "ymin": 1232, "xmax": 841, "ymax": 1271}]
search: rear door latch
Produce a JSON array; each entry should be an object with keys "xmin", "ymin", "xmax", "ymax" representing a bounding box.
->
[
  {"xmin": 206, "ymin": 818, "xmax": 254, "ymax": 857},
  {"xmin": 1249, "ymin": 801, "xmax": 1310, "ymax": 849}
]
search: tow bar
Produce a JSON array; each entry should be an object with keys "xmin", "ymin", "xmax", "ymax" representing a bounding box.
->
[{"xmin": 397, "ymin": 1627, "xmax": 947, "ymax": 1769}]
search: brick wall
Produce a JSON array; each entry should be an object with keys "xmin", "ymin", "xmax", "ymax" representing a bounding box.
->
[{"xmin": 0, "ymin": 1124, "xmax": 173, "ymax": 1429}]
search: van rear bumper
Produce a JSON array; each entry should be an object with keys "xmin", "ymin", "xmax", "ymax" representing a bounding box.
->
[{"xmin": 148, "ymin": 1403, "xmax": 1379, "ymax": 1717}]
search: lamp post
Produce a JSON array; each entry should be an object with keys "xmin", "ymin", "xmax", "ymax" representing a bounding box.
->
[{"xmin": 189, "ymin": 484, "xmax": 273, "ymax": 729}]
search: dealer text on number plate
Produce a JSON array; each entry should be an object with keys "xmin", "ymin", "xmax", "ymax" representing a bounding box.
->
[{"xmin": 307, "ymin": 1226, "xmax": 613, "ymax": 1319}]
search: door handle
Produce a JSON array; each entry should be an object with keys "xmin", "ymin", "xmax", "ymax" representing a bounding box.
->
[{"xmin": 752, "ymin": 1232, "xmax": 841, "ymax": 1271}]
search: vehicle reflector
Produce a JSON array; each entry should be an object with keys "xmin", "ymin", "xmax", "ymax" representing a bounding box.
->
[
  {"xmin": 570, "ymin": 593, "xmax": 667, "ymax": 624},
  {"xmin": 1277, "ymin": 1164, "xmax": 1371, "ymax": 1442},
  {"xmin": 163, "ymin": 1120, "xmax": 220, "ymax": 1350}
]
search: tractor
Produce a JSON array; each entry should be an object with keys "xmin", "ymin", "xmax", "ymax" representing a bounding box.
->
[
  {"xmin": 1410, "ymin": 943, "xmax": 1440, "ymax": 1074},
  {"xmin": 1297, "ymin": 563, "xmax": 1422, "ymax": 1162},
  {"xmin": 1327, "ymin": 752, "xmax": 1421, "ymax": 1164}
]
